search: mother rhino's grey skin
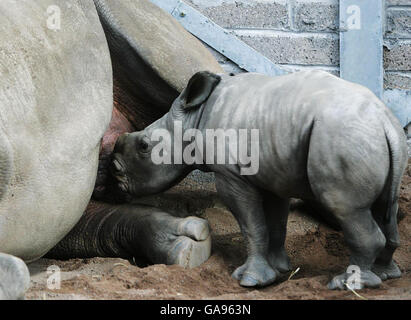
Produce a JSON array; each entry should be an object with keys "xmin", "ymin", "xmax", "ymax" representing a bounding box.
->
[
  {"xmin": 113, "ymin": 70, "xmax": 408, "ymax": 289},
  {"xmin": 92, "ymin": 0, "xmax": 223, "ymax": 129},
  {"xmin": 0, "ymin": 0, "xmax": 218, "ymax": 299},
  {"xmin": 0, "ymin": 0, "xmax": 112, "ymax": 299}
]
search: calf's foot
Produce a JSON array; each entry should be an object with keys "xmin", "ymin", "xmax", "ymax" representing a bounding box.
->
[
  {"xmin": 232, "ymin": 255, "xmax": 278, "ymax": 287},
  {"xmin": 328, "ymin": 269, "xmax": 382, "ymax": 290},
  {"xmin": 268, "ymin": 248, "xmax": 292, "ymax": 273},
  {"xmin": 372, "ymin": 260, "xmax": 401, "ymax": 281},
  {"xmin": 0, "ymin": 253, "xmax": 30, "ymax": 300}
]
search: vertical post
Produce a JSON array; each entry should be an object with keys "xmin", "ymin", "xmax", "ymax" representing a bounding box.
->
[{"xmin": 340, "ymin": 0, "xmax": 384, "ymax": 99}]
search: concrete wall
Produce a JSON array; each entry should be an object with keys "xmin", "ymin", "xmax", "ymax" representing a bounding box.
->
[{"xmin": 186, "ymin": 0, "xmax": 411, "ymax": 91}]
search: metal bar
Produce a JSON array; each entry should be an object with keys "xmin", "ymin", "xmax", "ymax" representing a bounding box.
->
[
  {"xmin": 339, "ymin": 0, "xmax": 384, "ymax": 98},
  {"xmin": 149, "ymin": 0, "xmax": 287, "ymax": 76},
  {"xmin": 384, "ymin": 89, "xmax": 411, "ymax": 127},
  {"xmin": 150, "ymin": 0, "xmax": 180, "ymax": 14}
]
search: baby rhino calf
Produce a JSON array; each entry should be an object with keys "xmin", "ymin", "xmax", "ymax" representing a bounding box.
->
[{"xmin": 110, "ymin": 70, "xmax": 408, "ymax": 290}]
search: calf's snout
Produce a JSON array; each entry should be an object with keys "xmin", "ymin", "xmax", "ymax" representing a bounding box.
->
[{"xmin": 113, "ymin": 133, "xmax": 130, "ymax": 154}]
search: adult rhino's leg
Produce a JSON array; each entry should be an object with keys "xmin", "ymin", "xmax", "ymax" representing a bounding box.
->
[
  {"xmin": 0, "ymin": 253, "xmax": 30, "ymax": 300},
  {"xmin": 46, "ymin": 201, "xmax": 211, "ymax": 268},
  {"xmin": 0, "ymin": 136, "xmax": 30, "ymax": 299},
  {"xmin": 92, "ymin": 0, "xmax": 224, "ymax": 129}
]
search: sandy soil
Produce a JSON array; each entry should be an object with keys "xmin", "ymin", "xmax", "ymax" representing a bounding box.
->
[{"xmin": 26, "ymin": 160, "xmax": 411, "ymax": 300}]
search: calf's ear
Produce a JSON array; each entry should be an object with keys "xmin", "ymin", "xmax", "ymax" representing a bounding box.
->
[{"xmin": 180, "ymin": 71, "xmax": 221, "ymax": 110}]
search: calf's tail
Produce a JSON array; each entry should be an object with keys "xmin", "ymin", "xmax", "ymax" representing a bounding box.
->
[{"xmin": 383, "ymin": 120, "xmax": 407, "ymax": 224}]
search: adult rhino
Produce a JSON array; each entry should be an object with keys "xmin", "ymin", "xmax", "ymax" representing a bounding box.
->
[{"xmin": 0, "ymin": 0, "xmax": 222, "ymax": 299}]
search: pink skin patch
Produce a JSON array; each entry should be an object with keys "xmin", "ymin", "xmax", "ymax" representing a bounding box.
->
[{"xmin": 93, "ymin": 107, "xmax": 135, "ymax": 199}]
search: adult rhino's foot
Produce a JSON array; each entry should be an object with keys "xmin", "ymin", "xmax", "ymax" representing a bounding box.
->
[
  {"xmin": 268, "ymin": 248, "xmax": 292, "ymax": 274},
  {"xmin": 372, "ymin": 260, "xmax": 402, "ymax": 281},
  {"xmin": 0, "ymin": 253, "xmax": 30, "ymax": 300},
  {"xmin": 149, "ymin": 216, "xmax": 212, "ymax": 268},
  {"xmin": 47, "ymin": 203, "xmax": 212, "ymax": 268},
  {"xmin": 232, "ymin": 255, "xmax": 278, "ymax": 287},
  {"xmin": 176, "ymin": 217, "xmax": 210, "ymax": 242},
  {"xmin": 327, "ymin": 269, "xmax": 382, "ymax": 290}
]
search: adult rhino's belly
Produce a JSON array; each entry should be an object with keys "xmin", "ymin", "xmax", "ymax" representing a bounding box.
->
[
  {"xmin": 0, "ymin": 0, "xmax": 112, "ymax": 261},
  {"xmin": 0, "ymin": 146, "xmax": 100, "ymax": 262}
]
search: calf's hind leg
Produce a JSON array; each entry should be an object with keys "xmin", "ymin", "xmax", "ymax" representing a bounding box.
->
[
  {"xmin": 306, "ymin": 120, "xmax": 389, "ymax": 289},
  {"xmin": 372, "ymin": 201, "xmax": 402, "ymax": 280},
  {"xmin": 327, "ymin": 209, "xmax": 385, "ymax": 289}
]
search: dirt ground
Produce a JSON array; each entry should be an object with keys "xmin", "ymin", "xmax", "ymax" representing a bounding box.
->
[{"xmin": 26, "ymin": 160, "xmax": 411, "ymax": 300}]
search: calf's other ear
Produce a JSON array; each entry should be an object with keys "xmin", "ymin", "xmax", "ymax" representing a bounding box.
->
[{"xmin": 180, "ymin": 71, "xmax": 221, "ymax": 110}]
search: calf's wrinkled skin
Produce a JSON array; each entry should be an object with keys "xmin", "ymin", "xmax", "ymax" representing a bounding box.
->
[{"xmin": 113, "ymin": 70, "xmax": 408, "ymax": 289}]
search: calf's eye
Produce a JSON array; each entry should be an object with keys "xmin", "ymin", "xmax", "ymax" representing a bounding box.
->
[
  {"xmin": 140, "ymin": 141, "xmax": 149, "ymax": 151},
  {"xmin": 138, "ymin": 137, "xmax": 151, "ymax": 154}
]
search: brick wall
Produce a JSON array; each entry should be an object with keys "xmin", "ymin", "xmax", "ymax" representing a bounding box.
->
[
  {"xmin": 185, "ymin": 0, "xmax": 411, "ymax": 91},
  {"xmin": 385, "ymin": 0, "xmax": 411, "ymax": 90}
]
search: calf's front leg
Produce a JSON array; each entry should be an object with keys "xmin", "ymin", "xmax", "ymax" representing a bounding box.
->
[
  {"xmin": 215, "ymin": 173, "xmax": 278, "ymax": 287},
  {"xmin": 262, "ymin": 191, "xmax": 292, "ymax": 273}
]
